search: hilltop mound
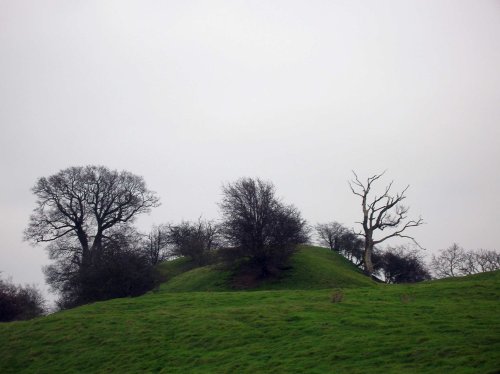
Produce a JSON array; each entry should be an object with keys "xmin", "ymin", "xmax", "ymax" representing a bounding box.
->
[{"xmin": 158, "ymin": 246, "xmax": 376, "ymax": 292}]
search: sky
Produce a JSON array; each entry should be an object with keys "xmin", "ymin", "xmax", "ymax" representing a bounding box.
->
[{"xmin": 1, "ymin": 0, "xmax": 499, "ymax": 300}]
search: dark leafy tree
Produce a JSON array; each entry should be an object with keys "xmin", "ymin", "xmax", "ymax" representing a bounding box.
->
[
  {"xmin": 337, "ymin": 230, "xmax": 365, "ymax": 266},
  {"xmin": 0, "ymin": 275, "xmax": 45, "ymax": 322},
  {"xmin": 45, "ymin": 225, "xmax": 158, "ymax": 309},
  {"xmin": 379, "ymin": 246, "xmax": 431, "ymax": 283},
  {"xmin": 219, "ymin": 178, "xmax": 309, "ymax": 277},
  {"xmin": 371, "ymin": 247, "xmax": 386, "ymax": 276},
  {"xmin": 168, "ymin": 219, "xmax": 221, "ymax": 265},
  {"xmin": 349, "ymin": 171, "xmax": 424, "ymax": 275}
]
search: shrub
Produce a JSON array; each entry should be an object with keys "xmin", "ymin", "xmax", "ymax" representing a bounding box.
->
[
  {"xmin": 45, "ymin": 229, "xmax": 159, "ymax": 310},
  {"xmin": 0, "ymin": 276, "xmax": 45, "ymax": 322},
  {"xmin": 379, "ymin": 246, "xmax": 431, "ymax": 283},
  {"xmin": 168, "ymin": 219, "xmax": 221, "ymax": 265}
]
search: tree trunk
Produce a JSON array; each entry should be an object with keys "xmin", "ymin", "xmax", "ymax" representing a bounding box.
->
[
  {"xmin": 364, "ymin": 236, "xmax": 374, "ymax": 275},
  {"xmin": 91, "ymin": 230, "xmax": 103, "ymax": 253},
  {"xmin": 76, "ymin": 227, "xmax": 91, "ymax": 268}
]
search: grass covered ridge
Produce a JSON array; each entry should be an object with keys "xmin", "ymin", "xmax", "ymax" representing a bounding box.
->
[{"xmin": 1, "ymin": 248, "xmax": 499, "ymax": 373}]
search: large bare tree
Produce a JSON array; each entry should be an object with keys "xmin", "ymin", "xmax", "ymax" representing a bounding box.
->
[
  {"xmin": 25, "ymin": 165, "xmax": 160, "ymax": 267},
  {"xmin": 349, "ymin": 171, "xmax": 424, "ymax": 275}
]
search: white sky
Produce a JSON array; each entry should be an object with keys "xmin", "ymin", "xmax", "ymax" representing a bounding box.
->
[{"xmin": 1, "ymin": 0, "xmax": 499, "ymax": 300}]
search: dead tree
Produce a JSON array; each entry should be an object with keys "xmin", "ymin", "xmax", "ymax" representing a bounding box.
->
[{"xmin": 349, "ymin": 171, "xmax": 424, "ymax": 275}]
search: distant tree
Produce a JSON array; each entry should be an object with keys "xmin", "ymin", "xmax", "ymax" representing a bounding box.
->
[
  {"xmin": 460, "ymin": 250, "xmax": 479, "ymax": 276},
  {"xmin": 142, "ymin": 225, "xmax": 171, "ymax": 265},
  {"xmin": 431, "ymin": 244, "xmax": 500, "ymax": 278},
  {"xmin": 0, "ymin": 275, "xmax": 45, "ymax": 322},
  {"xmin": 315, "ymin": 222, "xmax": 347, "ymax": 251},
  {"xmin": 25, "ymin": 166, "xmax": 160, "ymax": 308},
  {"xmin": 168, "ymin": 219, "xmax": 221, "ymax": 265},
  {"xmin": 337, "ymin": 230, "xmax": 365, "ymax": 266},
  {"xmin": 473, "ymin": 249, "xmax": 500, "ymax": 273},
  {"xmin": 315, "ymin": 222, "xmax": 365, "ymax": 266},
  {"xmin": 379, "ymin": 246, "xmax": 431, "ymax": 283},
  {"xmin": 430, "ymin": 243, "xmax": 466, "ymax": 278},
  {"xmin": 219, "ymin": 178, "xmax": 309, "ymax": 277},
  {"xmin": 349, "ymin": 171, "xmax": 424, "ymax": 275}
]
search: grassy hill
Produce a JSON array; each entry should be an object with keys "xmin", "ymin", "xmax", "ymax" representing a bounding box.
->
[
  {"xmin": 158, "ymin": 246, "xmax": 375, "ymax": 292},
  {"xmin": 1, "ymin": 247, "xmax": 499, "ymax": 373}
]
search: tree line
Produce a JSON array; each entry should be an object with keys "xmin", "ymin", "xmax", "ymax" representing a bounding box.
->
[
  {"xmin": 1, "ymin": 165, "xmax": 497, "ymax": 321},
  {"xmin": 21, "ymin": 167, "xmax": 310, "ymax": 310}
]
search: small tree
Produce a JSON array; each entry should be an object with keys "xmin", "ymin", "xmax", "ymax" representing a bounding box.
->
[
  {"xmin": 430, "ymin": 243, "xmax": 466, "ymax": 278},
  {"xmin": 338, "ymin": 230, "xmax": 365, "ymax": 266},
  {"xmin": 315, "ymin": 222, "xmax": 364, "ymax": 265},
  {"xmin": 315, "ymin": 222, "xmax": 347, "ymax": 251},
  {"xmin": 349, "ymin": 171, "xmax": 424, "ymax": 275},
  {"xmin": 168, "ymin": 219, "xmax": 221, "ymax": 265},
  {"xmin": 142, "ymin": 225, "xmax": 171, "ymax": 265},
  {"xmin": 219, "ymin": 178, "xmax": 309, "ymax": 277}
]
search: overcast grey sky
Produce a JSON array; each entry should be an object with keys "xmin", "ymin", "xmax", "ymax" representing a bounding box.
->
[{"xmin": 1, "ymin": 0, "xmax": 499, "ymax": 299}]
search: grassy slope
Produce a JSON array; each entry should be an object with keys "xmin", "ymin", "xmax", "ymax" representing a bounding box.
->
[
  {"xmin": 1, "ymin": 250, "xmax": 499, "ymax": 373},
  {"xmin": 160, "ymin": 246, "xmax": 375, "ymax": 292},
  {"xmin": 156, "ymin": 257, "xmax": 200, "ymax": 283}
]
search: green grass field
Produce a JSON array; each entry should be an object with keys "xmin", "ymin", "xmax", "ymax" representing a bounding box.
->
[{"xmin": 1, "ymin": 246, "xmax": 499, "ymax": 373}]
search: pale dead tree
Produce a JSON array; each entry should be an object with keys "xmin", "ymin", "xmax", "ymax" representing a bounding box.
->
[{"xmin": 349, "ymin": 171, "xmax": 424, "ymax": 275}]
